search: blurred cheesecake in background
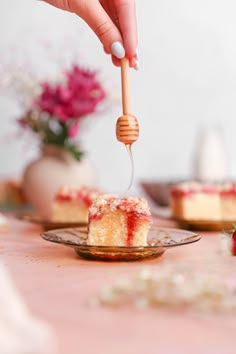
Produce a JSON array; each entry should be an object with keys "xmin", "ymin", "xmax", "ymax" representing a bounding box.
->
[
  {"xmin": 51, "ymin": 186, "xmax": 102, "ymax": 223},
  {"xmin": 140, "ymin": 180, "xmax": 186, "ymax": 207},
  {"xmin": 0, "ymin": 179, "xmax": 26, "ymax": 208},
  {"xmin": 170, "ymin": 182, "xmax": 221, "ymax": 221},
  {"xmin": 87, "ymin": 195, "xmax": 152, "ymax": 246},
  {"xmin": 170, "ymin": 181, "xmax": 236, "ymax": 221},
  {"xmin": 221, "ymin": 183, "xmax": 236, "ymax": 220}
]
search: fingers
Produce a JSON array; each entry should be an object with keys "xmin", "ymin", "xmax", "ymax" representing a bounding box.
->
[
  {"xmin": 114, "ymin": 0, "xmax": 138, "ymax": 59},
  {"xmin": 42, "ymin": 0, "xmax": 138, "ymax": 69},
  {"xmin": 100, "ymin": 0, "xmax": 120, "ymax": 28},
  {"xmin": 102, "ymin": 0, "xmax": 138, "ymax": 68},
  {"xmin": 111, "ymin": 55, "xmax": 121, "ymax": 67},
  {"xmin": 74, "ymin": 0, "xmax": 125, "ymax": 59},
  {"xmin": 42, "ymin": 0, "xmax": 73, "ymax": 12}
]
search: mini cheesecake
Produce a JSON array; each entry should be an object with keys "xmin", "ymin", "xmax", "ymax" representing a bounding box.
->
[
  {"xmin": 220, "ymin": 183, "xmax": 236, "ymax": 221},
  {"xmin": 87, "ymin": 195, "xmax": 152, "ymax": 246},
  {"xmin": 170, "ymin": 182, "xmax": 221, "ymax": 221},
  {"xmin": 51, "ymin": 186, "xmax": 102, "ymax": 223}
]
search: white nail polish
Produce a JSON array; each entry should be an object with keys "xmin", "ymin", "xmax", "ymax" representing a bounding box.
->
[
  {"xmin": 111, "ymin": 42, "xmax": 125, "ymax": 59},
  {"xmin": 134, "ymin": 60, "xmax": 139, "ymax": 70},
  {"xmin": 136, "ymin": 48, "xmax": 139, "ymax": 61}
]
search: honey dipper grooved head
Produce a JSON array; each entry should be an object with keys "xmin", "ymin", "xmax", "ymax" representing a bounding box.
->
[{"xmin": 116, "ymin": 114, "xmax": 139, "ymax": 145}]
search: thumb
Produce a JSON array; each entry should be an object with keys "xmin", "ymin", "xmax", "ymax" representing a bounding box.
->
[{"xmin": 73, "ymin": 0, "xmax": 126, "ymax": 59}]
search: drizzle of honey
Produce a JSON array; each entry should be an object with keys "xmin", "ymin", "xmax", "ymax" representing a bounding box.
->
[{"xmin": 126, "ymin": 144, "xmax": 134, "ymax": 190}]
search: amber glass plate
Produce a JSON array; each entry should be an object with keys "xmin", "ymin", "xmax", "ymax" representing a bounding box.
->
[
  {"xmin": 41, "ymin": 226, "xmax": 201, "ymax": 261},
  {"xmin": 16, "ymin": 212, "xmax": 87, "ymax": 231},
  {"xmin": 152, "ymin": 207, "xmax": 236, "ymax": 232}
]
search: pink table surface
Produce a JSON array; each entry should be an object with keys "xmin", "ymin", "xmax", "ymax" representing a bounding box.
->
[{"xmin": 1, "ymin": 217, "xmax": 236, "ymax": 354}]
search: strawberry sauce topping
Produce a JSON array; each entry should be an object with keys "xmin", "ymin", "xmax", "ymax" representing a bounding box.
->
[
  {"xmin": 55, "ymin": 186, "xmax": 101, "ymax": 207},
  {"xmin": 125, "ymin": 211, "xmax": 150, "ymax": 246},
  {"xmin": 220, "ymin": 183, "xmax": 236, "ymax": 197},
  {"xmin": 89, "ymin": 195, "xmax": 151, "ymax": 246},
  {"xmin": 171, "ymin": 182, "xmax": 219, "ymax": 198},
  {"xmin": 119, "ymin": 199, "xmax": 150, "ymax": 245},
  {"xmin": 171, "ymin": 182, "xmax": 236, "ymax": 198},
  {"xmin": 126, "ymin": 212, "xmax": 139, "ymax": 246}
]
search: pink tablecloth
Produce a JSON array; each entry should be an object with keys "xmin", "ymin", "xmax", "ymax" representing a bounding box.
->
[{"xmin": 1, "ymin": 218, "xmax": 236, "ymax": 354}]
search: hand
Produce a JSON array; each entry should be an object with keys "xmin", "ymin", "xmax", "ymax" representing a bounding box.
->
[{"xmin": 43, "ymin": 0, "xmax": 138, "ymax": 69}]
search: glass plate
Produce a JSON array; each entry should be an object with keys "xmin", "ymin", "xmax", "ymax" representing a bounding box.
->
[
  {"xmin": 152, "ymin": 207, "xmax": 235, "ymax": 232},
  {"xmin": 41, "ymin": 226, "xmax": 201, "ymax": 261},
  {"xmin": 15, "ymin": 212, "xmax": 87, "ymax": 230}
]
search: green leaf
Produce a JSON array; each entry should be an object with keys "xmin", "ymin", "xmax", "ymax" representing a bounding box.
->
[{"xmin": 65, "ymin": 144, "xmax": 83, "ymax": 161}]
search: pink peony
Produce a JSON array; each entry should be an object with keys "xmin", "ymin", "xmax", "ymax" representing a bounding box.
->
[
  {"xmin": 19, "ymin": 64, "xmax": 107, "ymax": 161},
  {"xmin": 35, "ymin": 65, "xmax": 106, "ymax": 122}
]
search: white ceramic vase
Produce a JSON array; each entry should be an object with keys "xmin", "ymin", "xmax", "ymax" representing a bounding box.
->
[{"xmin": 23, "ymin": 145, "xmax": 96, "ymax": 218}]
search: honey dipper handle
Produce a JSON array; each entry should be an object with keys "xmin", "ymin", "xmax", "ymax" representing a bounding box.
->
[{"xmin": 121, "ymin": 57, "xmax": 131, "ymax": 115}]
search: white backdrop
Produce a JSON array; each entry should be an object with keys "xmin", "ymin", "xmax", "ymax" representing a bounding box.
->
[{"xmin": 1, "ymin": 0, "xmax": 236, "ymax": 192}]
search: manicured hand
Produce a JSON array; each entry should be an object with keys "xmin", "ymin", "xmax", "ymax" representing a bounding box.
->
[{"xmin": 42, "ymin": 0, "xmax": 138, "ymax": 69}]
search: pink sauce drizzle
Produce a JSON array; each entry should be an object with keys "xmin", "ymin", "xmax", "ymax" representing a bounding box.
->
[{"xmin": 125, "ymin": 212, "xmax": 150, "ymax": 246}]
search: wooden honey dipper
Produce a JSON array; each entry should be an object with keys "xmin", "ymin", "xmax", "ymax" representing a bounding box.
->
[
  {"xmin": 116, "ymin": 57, "xmax": 139, "ymax": 190},
  {"xmin": 116, "ymin": 57, "xmax": 139, "ymax": 145}
]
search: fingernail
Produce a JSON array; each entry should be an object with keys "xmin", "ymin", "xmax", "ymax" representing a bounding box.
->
[
  {"xmin": 111, "ymin": 41, "xmax": 125, "ymax": 59},
  {"xmin": 134, "ymin": 60, "xmax": 139, "ymax": 70},
  {"xmin": 136, "ymin": 48, "xmax": 139, "ymax": 61}
]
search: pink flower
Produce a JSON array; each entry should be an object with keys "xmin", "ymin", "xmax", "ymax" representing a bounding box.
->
[
  {"xmin": 68, "ymin": 122, "xmax": 79, "ymax": 138},
  {"xmin": 54, "ymin": 105, "xmax": 69, "ymax": 122},
  {"xmin": 34, "ymin": 65, "xmax": 106, "ymax": 121}
]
